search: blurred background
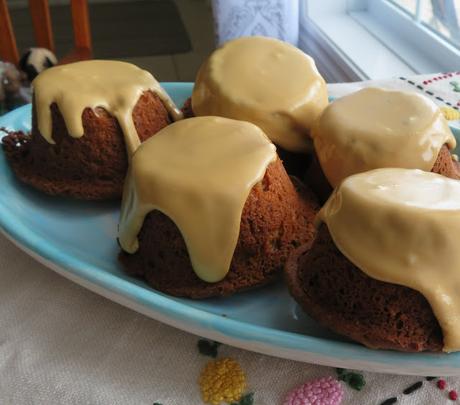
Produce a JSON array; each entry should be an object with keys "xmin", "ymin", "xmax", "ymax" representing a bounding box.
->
[
  {"xmin": 1, "ymin": 0, "xmax": 459, "ymax": 111},
  {"xmin": 2, "ymin": 0, "xmax": 214, "ymax": 81}
]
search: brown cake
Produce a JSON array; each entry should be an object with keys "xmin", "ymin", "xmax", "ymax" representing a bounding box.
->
[
  {"xmin": 121, "ymin": 159, "xmax": 318, "ymax": 298},
  {"xmin": 1, "ymin": 60, "xmax": 181, "ymax": 200},
  {"xmin": 286, "ymin": 168, "xmax": 460, "ymax": 353},
  {"xmin": 3, "ymin": 92, "xmax": 171, "ymax": 199},
  {"xmin": 118, "ymin": 116, "xmax": 319, "ymax": 299},
  {"xmin": 286, "ymin": 226, "xmax": 443, "ymax": 352},
  {"xmin": 309, "ymin": 87, "xmax": 458, "ymax": 201},
  {"xmin": 181, "ymin": 97, "xmax": 194, "ymax": 119}
]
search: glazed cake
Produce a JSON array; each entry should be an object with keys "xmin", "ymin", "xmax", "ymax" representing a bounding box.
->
[
  {"xmin": 118, "ymin": 116, "xmax": 319, "ymax": 298},
  {"xmin": 2, "ymin": 60, "xmax": 182, "ymax": 200},
  {"xmin": 308, "ymin": 87, "xmax": 459, "ymax": 200},
  {"xmin": 189, "ymin": 36, "xmax": 328, "ymax": 177},
  {"xmin": 287, "ymin": 168, "xmax": 460, "ymax": 352}
]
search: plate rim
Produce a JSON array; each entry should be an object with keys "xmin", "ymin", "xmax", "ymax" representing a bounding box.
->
[{"xmin": 1, "ymin": 82, "xmax": 460, "ymax": 376}]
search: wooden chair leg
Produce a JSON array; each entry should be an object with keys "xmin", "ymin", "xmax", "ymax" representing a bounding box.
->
[
  {"xmin": 29, "ymin": 0, "xmax": 55, "ymax": 52},
  {"xmin": 0, "ymin": 0, "xmax": 19, "ymax": 65},
  {"xmin": 71, "ymin": 0, "xmax": 92, "ymax": 51}
]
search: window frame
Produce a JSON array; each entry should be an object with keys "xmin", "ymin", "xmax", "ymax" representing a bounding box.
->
[
  {"xmin": 365, "ymin": 0, "xmax": 460, "ymax": 70},
  {"xmin": 299, "ymin": 0, "xmax": 460, "ymax": 82},
  {"xmin": 386, "ymin": 0, "xmax": 460, "ymax": 50}
]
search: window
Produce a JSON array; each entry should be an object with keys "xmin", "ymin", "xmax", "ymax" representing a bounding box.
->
[
  {"xmin": 389, "ymin": 0, "xmax": 460, "ymax": 49},
  {"xmin": 300, "ymin": 0, "xmax": 460, "ymax": 82}
]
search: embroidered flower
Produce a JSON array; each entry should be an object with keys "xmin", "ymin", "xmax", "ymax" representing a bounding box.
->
[
  {"xmin": 199, "ymin": 358, "xmax": 246, "ymax": 405},
  {"xmin": 440, "ymin": 106, "xmax": 460, "ymax": 121},
  {"xmin": 283, "ymin": 376, "xmax": 344, "ymax": 405}
]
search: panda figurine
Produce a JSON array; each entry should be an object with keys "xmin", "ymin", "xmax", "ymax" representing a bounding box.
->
[{"xmin": 19, "ymin": 47, "xmax": 57, "ymax": 82}]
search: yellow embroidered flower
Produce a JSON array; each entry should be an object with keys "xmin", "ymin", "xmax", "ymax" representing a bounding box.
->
[
  {"xmin": 441, "ymin": 106, "xmax": 460, "ymax": 121},
  {"xmin": 199, "ymin": 358, "xmax": 246, "ymax": 405}
]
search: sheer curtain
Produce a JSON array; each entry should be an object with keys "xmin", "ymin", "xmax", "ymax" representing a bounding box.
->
[{"xmin": 211, "ymin": 0, "xmax": 299, "ymax": 46}]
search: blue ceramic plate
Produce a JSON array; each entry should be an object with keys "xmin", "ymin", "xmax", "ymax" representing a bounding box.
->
[{"xmin": 1, "ymin": 83, "xmax": 460, "ymax": 376}]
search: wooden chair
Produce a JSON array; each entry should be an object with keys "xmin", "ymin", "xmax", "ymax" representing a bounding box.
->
[{"xmin": 0, "ymin": 0, "xmax": 92, "ymax": 66}]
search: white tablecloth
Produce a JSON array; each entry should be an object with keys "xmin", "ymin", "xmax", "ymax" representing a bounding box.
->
[{"xmin": 1, "ymin": 74, "xmax": 460, "ymax": 404}]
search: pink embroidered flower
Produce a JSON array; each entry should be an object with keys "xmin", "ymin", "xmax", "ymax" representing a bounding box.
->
[{"xmin": 283, "ymin": 376, "xmax": 344, "ymax": 405}]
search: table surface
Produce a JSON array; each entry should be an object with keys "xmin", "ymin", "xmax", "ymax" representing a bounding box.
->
[{"xmin": 1, "ymin": 73, "xmax": 460, "ymax": 405}]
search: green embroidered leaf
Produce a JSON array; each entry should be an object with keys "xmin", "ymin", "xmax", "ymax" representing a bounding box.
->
[
  {"xmin": 197, "ymin": 339, "xmax": 221, "ymax": 358},
  {"xmin": 347, "ymin": 372, "xmax": 366, "ymax": 391},
  {"xmin": 238, "ymin": 392, "xmax": 254, "ymax": 405},
  {"xmin": 450, "ymin": 81, "xmax": 460, "ymax": 92},
  {"xmin": 230, "ymin": 392, "xmax": 254, "ymax": 405},
  {"xmin": 336, "ymin": 368, "xmax": 365, "ymax": 391}
]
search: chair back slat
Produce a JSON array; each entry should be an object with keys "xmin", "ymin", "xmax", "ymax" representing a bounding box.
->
[
  {"xmin": 71, "ymin": 0, "xmax": 92, "ymax": 51},
  {"xmin": 28, "ymin": 0, "xmax": 55, "ymax": 52},
  {"xmin": 0, "ymin": 0, "xmax": 92, "ymax": 66},
  {"xmin": 0, "ymin": 0, "xmax": 19, "ymax": 65}
]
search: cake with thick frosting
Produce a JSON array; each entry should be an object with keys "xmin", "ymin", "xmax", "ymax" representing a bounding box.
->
[
  {"xmin": 189, "ymin": 36, "xmax": 328, "ymax": 176},
  {"xmin": 118, "ymin": 116, "xmax": 318, "ymax": 298},
  {"xmin": 308, "ymin": 87, "xmax": 459, "ymax": 200},
  {"xmin": 2, "ymin": 60, "xmax": 182, "ymax": 199},
  {"xmin": 287, "ymin": 168, "xmax": 460, "ymax": 352}
]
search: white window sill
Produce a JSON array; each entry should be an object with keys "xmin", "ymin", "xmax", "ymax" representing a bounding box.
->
[
  {"xmin": 349, "ymin": 11, "xmax": 443, "ymax": 75},
  {"xmin": 299, "ymin": 5, "xmax": 456, "ymax": 83}
]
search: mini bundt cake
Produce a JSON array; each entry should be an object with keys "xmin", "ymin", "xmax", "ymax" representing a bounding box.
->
[
  {"xmin": 118, "ymin": 116, "xmax": 319, "ymax": 299},
  {"xmin": 188, "ymin": 36, "xmax": 328, "ymax": 177},
  {"xmin": 2, "ymin": 60, "xmax": 182, "ymax": 200},
  {"xmin": 308, "ymin": 87, "xmax": 459, "ymax": 201},
  {"xmin": 286, "ymin": 168, "xmax": 460, "ymax": 352},
  {"xmin": 286, "ymin": 227, "xmax": 443, "ymax": 352}
]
